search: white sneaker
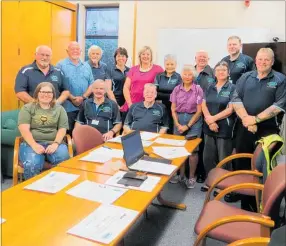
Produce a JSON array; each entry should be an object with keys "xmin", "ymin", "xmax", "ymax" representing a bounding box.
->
[
  {"xmin": 185, "ymin": 178, "xmax": 196, "ymax": 189},
  {"xmin": 170, "ymin": 175, "xmax": 185, "ymax": 184}
]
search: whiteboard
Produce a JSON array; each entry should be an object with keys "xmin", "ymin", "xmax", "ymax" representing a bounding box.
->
[{"xmin": 157, "ymin": 28, "xmax": 271, "ymax": 71}]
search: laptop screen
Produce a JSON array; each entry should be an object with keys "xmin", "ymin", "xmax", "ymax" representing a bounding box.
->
[{"xmin": 121, "ymin": 131, "xmax": 144, "ymax": 166}]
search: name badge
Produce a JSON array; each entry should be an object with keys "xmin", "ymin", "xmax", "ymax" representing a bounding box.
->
[{"xmin": 92, "ymin": 119, "xmax": 99, "ymax": 125}]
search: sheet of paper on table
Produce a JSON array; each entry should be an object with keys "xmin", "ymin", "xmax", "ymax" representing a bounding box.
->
[
  {"xmin": 154, "ymin": 137, "xmax": 187, "ymax": 146},
  {"xmin": 140, "ymin": 132, "xmax": 160, "ymax": 141},
  {"xmin": 80, "ymin": 153, "xmax": 112, "ymax": 163},
  {"xmin": 152, "ymin": 146, "xmax": 190, "ymax": 159},
  {"xmin": 105, "ymin": 171, "xmax": 161, "ymax": 192},
  {"xmin": 67, "ymin": 204, "xmax": 139, "ymax": 244},
  {"xmin": 66, "ymin": 180, "xmax": 127, "ymax": 204},
  {"xmin": 80, "ymin": 147, "xmax": 124, "ymax": 163},
  {"xmin": 130, "ymin": 160, "xmax": 177, "ymax": 175},
  {"xmin": 1, "ymin": 218, "xmax": 6, "ymax": 224},
  {"xmin": 24, "ymin": 171, "xmax": 79, "ymax": 194},
  {"xmin": 107, "ymin": 136, "xmax": 152, "ymax": 147}
]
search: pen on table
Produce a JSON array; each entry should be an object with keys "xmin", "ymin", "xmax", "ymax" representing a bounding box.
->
[{"xmin": 103, "ymin": 145, "xmax": 112, "ymax": 150}]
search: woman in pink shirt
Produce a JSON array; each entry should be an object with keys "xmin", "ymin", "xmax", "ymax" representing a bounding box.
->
[
  {"xmin": 170, "ymin": 65, "xmax": 203, "ymax": 189},
  {"xmin": 121, "ymin": 46, "xmax": 163, "ymax": 117}
]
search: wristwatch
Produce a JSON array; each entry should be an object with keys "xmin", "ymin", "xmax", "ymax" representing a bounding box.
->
[
  {"xmin": 53, "ymin": 141, "xmax": 60, "ymax": 145},
  {"xmin": 255, "ymin": 116, "xmax": 262, "ymax": 123}
]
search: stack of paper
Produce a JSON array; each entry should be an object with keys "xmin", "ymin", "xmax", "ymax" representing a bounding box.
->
[
  {"xmin": 1, "ymin": 218, "xmax": 6, "ymax": 224},
  {"xmin": 66, "ymin": 180, "xmax": 127, "ymax": 204},
  {"xmin": 80, "ymin": 147, "xmax": 124, "ymax": 163},
  {"xmin": 105, "ymin": 171, "xmax": 161, "ymax": 192},
  {"xmin": 140, "ymin": 132, "xmax": 160, "ymax": 140},
  {"xmin": 24, "ymin": 171, "xmax": 79, "ymax": 193},
  {"xmin": 154, "ymin": 137, "xmax": 186, "ymax": 146},
  {"xmin": 152, "ymin": 146, "xmax": 190, "ymax": 159},
  {"xmin": 67, "ymin": 204, "xmax": 139, "ymax": 244}
]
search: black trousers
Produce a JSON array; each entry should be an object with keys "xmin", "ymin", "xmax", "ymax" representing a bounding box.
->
[
  {"xmin": 67, "ymin": 110, "xmax": 79, "ymax": 136},
  {"xmin": 196, "ymin": 134, "xmax": 206, "ymax": 178}
]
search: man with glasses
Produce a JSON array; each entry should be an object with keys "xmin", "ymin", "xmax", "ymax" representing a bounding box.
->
[{"xmin": 15, "ymin": 45, "xmax": 69, "ymax": 104}]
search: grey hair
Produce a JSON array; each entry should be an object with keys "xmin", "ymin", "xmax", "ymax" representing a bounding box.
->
[
  {"xmin": 164, "ymin": 54, "xmax": 177, "ymax": 62},
  {"xmin": 144, "ymin": 83, "xmax": 157, "ymax": 91},
  {"xmin": 91, "ymin": 79, "xmax": 106, "ymax": 91},
  {"xmin": 88, "ymin": 45, "xmax": 103, "ymax": 56},
  {"xmin": 257, "ymin": 48, "xmax": 274, "ymax": 61},
  {"xmin": 181, "ymin": 65, "xmax": 198, "ymax": 78},
  {"xmin": 35, "ymin": 45, "xmax": 52, "ymax": 54}
]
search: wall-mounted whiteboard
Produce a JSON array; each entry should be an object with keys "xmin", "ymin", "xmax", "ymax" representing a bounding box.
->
[{"xmin": 157, "ymin": 28, "xmax": 272, "ymax": 71}]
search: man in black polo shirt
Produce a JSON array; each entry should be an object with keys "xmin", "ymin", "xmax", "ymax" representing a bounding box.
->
[
  {"xmin": 75, "ymin": 79, "xmax": 122, "ymax": 141},
  {"xmin": 232, "ymin": 48, "xmax": 286, "ymax": 210},
  {"xmin": 15, "ymin": 45, "xmax": 69, "ymax": 104},
  {"xmin": 221, "ymin": 36, "xmax": 255, "ymax": 84},
  {"xmin": 123, "ymin": 83, "xmax": 169, "ymax": 134}
]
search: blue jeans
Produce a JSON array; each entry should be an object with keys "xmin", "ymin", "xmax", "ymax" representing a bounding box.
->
[{"xmin": 19, "ymin": 142, "xmax": 70, "ymax": 180}]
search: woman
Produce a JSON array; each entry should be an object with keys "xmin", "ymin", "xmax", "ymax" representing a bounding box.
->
[
  {"xmin": 155, "ymin": 54, "xmax": 182, "ymax": 133},
  {"xmin": 201, "ymin": 61, "xmax": 236, "ymax": 191},
  {"xmin": 106, "ymin": 47, "xmax": 130, "ymax": 107},
  {"xmin": 121, "ymin": 46, "xmax": 164, "ymax": 119},
  {"xmin": 170, "ymin": 65, "xmax": 203, "ymax": 189},
  {"xmin": 18, "ymin": 82, "xmax": 70, "ymax": 180}
]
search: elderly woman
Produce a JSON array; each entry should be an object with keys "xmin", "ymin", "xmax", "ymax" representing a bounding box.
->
[
  {"xmin": 18, "ymin": 82, "xmax": 70, "ymax": 180},
  {"xmin": 201, "ymin": 61, "xmax": 236, "ymax": 192},
  {"xmin": 85, "ymin": 45, "xmax": 108, "ymax": 80},
  {"xmin": 106, "ymin": 47, "xmax": 130, "ymax": 107},
  {"xmin": 121, "ymin": 46, "xmax": 164, "ymax": 119},
  {"xmin": 155, "ymin": 54, "xmax": 182, "ymax": 133},
  {"xmin": 170, "ymin": 65, "xmax": 203, "ymax": 188}
]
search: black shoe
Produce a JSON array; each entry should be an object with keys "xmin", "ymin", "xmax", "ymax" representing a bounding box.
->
[
  {"xmin": 213, "ymin": 190, "xmax": 219, "ymax": 197},
  {"xmin": 196, "ymin": 175, "xmax": 205, "ymax": 183},
  {"xmin": 224, "ymin": 192, "xmax": 241, "ymax": 203},
  {"xmin": 200, "ymin": 186, "xmax": 209, "ymax": 192}
]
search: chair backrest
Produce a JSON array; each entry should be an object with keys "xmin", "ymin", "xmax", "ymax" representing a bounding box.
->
[
  {"xmin": 262, "ymin": 164, "xmax": 286, "ymax": 219},
  {"xmin": 72, "ymin": 125, "xmax": 104, "ymax": 155}
]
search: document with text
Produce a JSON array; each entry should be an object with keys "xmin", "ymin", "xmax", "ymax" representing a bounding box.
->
[
  {"xmin": 152, "ymin": 146, "xmax": 190, "ymax": 159},
  {"xmin": 140, "ymin": 132, "xmax": 160, "ymax": 141},
  {"xmin": 154, "ymin": 137, "xmax": 186, "ymax": 146},
  {"xmin": 80, "ymin": 147, "xmax": 124, "ymax": 163}
]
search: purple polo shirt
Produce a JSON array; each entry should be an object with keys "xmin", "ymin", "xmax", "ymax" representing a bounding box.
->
[{"xmin": 170, "ymin": 83, "xmax": 203, "ymax": 113}]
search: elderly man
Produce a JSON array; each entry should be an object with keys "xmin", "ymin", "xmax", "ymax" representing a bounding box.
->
[
  {"xmin": 75, "ymin": 79, "xmax": 122, "ymax": 141},
  {"xmin": 123, "ymin": 83, "xmax": 169, "ymax": 134},
  {"xmin": 15, "ymin": 45, "xmax": 69, "ymax": 104},
  {"xmin": 85, "ymin": 45, "xmax": 108, "ymax": 81},
  {"xmin": 232, "ymin": 48, "xmax": 286, "ymax": 210},
  {"xmin": 221, "ymin": 36, "xmax": 255, "ymax": 84},
  {"xmin": 194, "ymin": 50, "xmax": 215, "ymax": 92},
  {"xmin": 57, "ymin": 41, "xmax": 94, "ymax": 134}
]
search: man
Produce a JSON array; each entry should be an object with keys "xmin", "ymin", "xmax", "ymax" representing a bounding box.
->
[
  {"xmin": 232, "ymin": 48, "xmax": 286, "ymax": 210},
  {"xmin": 123, "ymin": 83, "xmax": 169, "ymax": 134},
  {"xmin": 85, "ymin": 45, "xmax": 108, "ymax": 81},
  {"xmin": 75, "ymin": 79, "xmax": 122, "ymax": 142},
  {"xmin": 194, "ymin": 50, "xmax": 215, "ymax": 92},
  {"xmin": 15, "ymin": 45, "xmax": 69, "ymax": 104},
  {"xmin": 57, "ymin": 41, "xmax": 94, "ymax": 134},
  {"xmin": 221, "ymin": 36, "xmax": 255, "ymax": 84}
]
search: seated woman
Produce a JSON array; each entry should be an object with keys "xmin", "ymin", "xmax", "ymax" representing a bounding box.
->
[
  {"xmin": 18, "ymin": 82, "xmax": 70, "ymax": 180},
  {"xmin": 170, "ymin": 65, "xmax": 203, "ymax": 189},
  {"xmin": 201, "ymin": 61, "xmax": 236, "ymax": 192},
  {"xmin": 155, "ymin": 54, "xmax": 182, "ymax": 133},
  {"xmin": 123, "ymin": 83, "xmax": 169, "ymax": 134}
]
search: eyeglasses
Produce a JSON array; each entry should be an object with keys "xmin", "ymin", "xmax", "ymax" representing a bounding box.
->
[{"xmin": 39, "ymin": 91, "xmax": 53, "ymax": 95}]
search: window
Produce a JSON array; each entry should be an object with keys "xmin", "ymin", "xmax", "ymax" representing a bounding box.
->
[{"xmin": 85, "ymin": 7, "xmax": 119, "ymax": 66}]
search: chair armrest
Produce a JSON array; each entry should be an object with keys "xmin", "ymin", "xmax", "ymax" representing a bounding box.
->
[
  {"xmin": 194, "ymin": 215, "xmax": 274, "ymax": 246},
  {"xmin": 227, "ymin": 237, "xmax": 270, "ymax": 246},
  {"xmin": 13, "ymin": 136, "xmax": 23, "ymax": 186},
  {"xmin": 65, "ymin": 134, "xmax": 73, "ymax": 158},
  {"xmin": 204, "ymin": 170, "xmax": 263, "ymax": 205},
  {"xmin": 216, "ymin": 153, "xmax": 253, "ymax": 168}
]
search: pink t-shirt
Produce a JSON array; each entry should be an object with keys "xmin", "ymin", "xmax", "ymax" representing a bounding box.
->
[{"xmin": 121, "ymin": 64, "xmax": 164, "ymax": 112}]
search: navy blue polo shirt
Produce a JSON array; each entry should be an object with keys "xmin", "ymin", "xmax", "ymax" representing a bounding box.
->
[
  {"xmin": 76, "ymin": 98, "xmax": 121, "ymax": 134},
  {"xmin": 194, "ymin": 65, "xmax": 215, "ymax": 92},
  {"xmin": 15, "ymin": 61, "xmax": 68, "ymax": 98},
  {"xmin": 203, "ymin": 82, "xmax": 236, "ymax": 138},
  {"xmin": 85, "ymin": 61, "xmax": 108, "ymax": 81},
  {"xmin": 232, "ymin": 70, "xmax": 286, "ymax": 130},
  {"xmin": 106, "ymin": 65, "xmax": 130, "ymax": 106},
  {"xmin": 221, "ymin": 53, "xmax": 255, "ymax": 84},
  {"xmin": 124, "ymin": 102, "xmax": 169, "ymax": 133},
  {"xmin": 154, "ymin": 71, "xmax": 182, "ymax": 102}
]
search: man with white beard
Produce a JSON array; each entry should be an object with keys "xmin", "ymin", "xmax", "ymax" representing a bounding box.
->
[{"xmin": 15, "ymin": 45, "xmax": 69, "ymax": 104}]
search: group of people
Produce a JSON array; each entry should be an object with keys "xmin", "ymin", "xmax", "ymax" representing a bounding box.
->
[{"xmin": 15, "ymin": 36, "xmax": 286, "ymax": 208}]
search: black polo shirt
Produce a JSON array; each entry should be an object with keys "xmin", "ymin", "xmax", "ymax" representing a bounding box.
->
[
  {"xmin": 194, "ymin": 65, "xmax": 215, "ymax": 92},
  {"xmin": 76, "ymin": 98, "xmax": 121, "ymax": 134},
  {"xmin": 86, "ymin": 61, "xmax": 108, "ymax": 81},
  {"xmin": 232, "ymin": 70, "xmax": 286, "ymax": 131},
  {"xmin": 15, "ymin": 61, "xmax": 67, "ymax": 98},
  {"xmin": 106, "ymin": 65, "xmax": 130, "ymax": 106},
  {"xmin": 154, "ymin": 71, "xmax": 182, "ymax": 102},
  {"xmin": 221, "ymin": 53, "xmax": 255, "ymax": 84},
  {"xmin": 203, "ymin": 82, "xmax": 236, "ymax": 138},
  {"xmin": 124, "ymin": 102, "xmax": 169, "ymax": 133}
]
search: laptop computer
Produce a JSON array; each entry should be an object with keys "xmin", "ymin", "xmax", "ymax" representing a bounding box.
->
[{"xmin": 121, "ymin": 131, "xmax": 177, "ymax": 175}]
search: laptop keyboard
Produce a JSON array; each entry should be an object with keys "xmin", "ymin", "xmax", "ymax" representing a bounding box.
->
[{"xmin": 141, "ymin": 155, "xmax": 172, "ymax": 164}]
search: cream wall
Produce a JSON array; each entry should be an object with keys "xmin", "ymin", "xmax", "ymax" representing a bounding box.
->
[{"xmin": 78, "ymin": 1, "xmax": 285, "ymax": 63}]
